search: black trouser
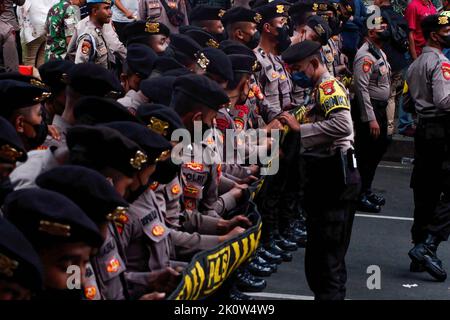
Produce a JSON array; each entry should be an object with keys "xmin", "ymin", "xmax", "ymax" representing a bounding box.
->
[
  {"xmin": 302, "ymin": 151, "xmax": 360, "ymax": 300},
  {"xmin": 354, "ymin": 99, "xmax": 389, "ymax": 194},
  {"xmin": 410, "ymin": 116, "xmax": 450, "ymax": 244}
]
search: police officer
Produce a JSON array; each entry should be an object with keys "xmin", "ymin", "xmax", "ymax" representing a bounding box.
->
[
  {"xmin": 0, "ymin": 116, "xmax": 27, "ymax": 204},
  {"xmin": 222, "ymin": 7, "xmax": 262, "ymax": 50},
  {"xmin": 189, "ymin": 5, "xmax": 226, "ymax": 41},
  {"xmin": 406, "ymin": 13, "xmax": 450, "ymax": 282},
  {"xmin": 280, "ymin": 40, "xmax": 360, "ymax": 300},
  {"xmin": 73, "ymin": 0, "xmax": 116, "ymax": 69},
  {"xmin": 0, "ymin": 217, "xmax": 43, "ymax": 300},
  {"xmin": 122, "ymin": 20, "xmax": 171, "ymax": 54},
  {"xmin": 137, "ymin": 0, "xmax": 189, "ymax": 34},
  {"xmin": 140, "ymin": 75, "xmax": 175, "ymax": 105},
  {"xmin": 3, "ymin": 188, "xmax": 103, "ymax": 300},
  {"xmin": 353, "ymin": 16, "xmax": 391, "ymax": 213}
]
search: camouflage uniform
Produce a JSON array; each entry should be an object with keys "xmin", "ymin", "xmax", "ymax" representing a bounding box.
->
[{"xmin": 44, "ymin": 0, "xmax": 80, "ymax": 61}]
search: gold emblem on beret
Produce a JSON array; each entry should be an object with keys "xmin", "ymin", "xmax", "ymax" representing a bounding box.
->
[
  {"xmin": 312, "ymin": 3, "xmax": 319, "ymax": 11},
  {"xmin": 155, "ymin": 150, "xmax": 171, "ymax": 163},
  {"xmin": 439, "ymin": 16, "xmax": 449, "ymax": 25},
  {"xmin": 30, "ymin": 79, "xmax": 46, "ymax": 89},
  {"xmin": 276, "ymin": 5, "xmax": 284, "ymax": 13},
  {"xmin": 0, "ymin": 144, "xmax": 23, "ymax": 162},
  {"xmin": 104, "ymin": 0, "xmax": 112, "ymax": 4},
  {"xmin": 106, "ymin": 206, "xmax": 128, "ymax": 222},
  {"xmin": 319, "ymin": 3, "xmax": 328, "ymax": 10},
  {"xmin": 0, "ymin": 253, "xmax": 19, "ymax": 278},
  {"xmin": 374, "ymin": 16, "xmax": 383, "ymax": 25},
  {"xmin": 314, "ymin": 24, "xmax": 325, "ymax": 35},
  {"xmin": 218, "ymin": 9, "xmax": 226, "ymax": 18},
  {"xmin": 346, "ymin": 4, "xmax": 353, "ymax": 12},
  {"xmin": 148, "ymin": 117, "xmax": 170, "ymax": 136},
  {"xmin": 196, "ymin": 52, "xmax": 210, "ymax": 70},
  {"xmin": 207, "ymin": 38, "xmax": 219, "ymax": 48},
  {"xmin": 39, "ymin": 220, "xmax": 71, "ymax": 237},
  {"xmin": 254, "ymin": 13, "xmax": 262, "ymax": 23},
  {"xmin": 33, "ymin": 91, "xmax": 52, "ymax": 103},
  {"xmin": 145, "ymin": 22, "xmax": 160, "ymax": 33},
  {"xmin": 130, "ymin": 150, "xmax": 148, "ymax": 170}
]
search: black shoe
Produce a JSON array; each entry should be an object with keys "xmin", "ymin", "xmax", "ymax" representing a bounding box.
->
[
  {"xmin": 229, "ymin": 287, "xmax": 255, "ymax": 300},
  {"xmin": 408, "ymin": 234, "xmax": 447, "ymax": 282},
  {"xmin": 236, "ymin": 270, "xmax": 267, "ymax": 292},
  {"xmin": 366, "ymin": 191, "xmax": 386, "ymax": 206},
  {"xmin": 283, "ymin": 224, "xmax": 307, "ymax": 248},
  {"xmin": 357, "ymin": 195, "xmax": 381, "ymax": 213},
  {"xmin": 274, "ymin": 234, "xmax": 298, "ymax": 251},
  {"xmin": 410, "ymin": 261, "xmax": 425, "ymax": 273},
  {"xmin": 247, "ymin": 261, "xmax": 273, "ymax": 277},
  {"xmin": 253, "ymin": 255, "xmax": 278, "ymax": 273},
  {"xmin": 265, "ymin": 240, "xmax": 294, "ymax": 262},
  {"xmin": 257, "ymin": 247, "xmax": 282, "ymax": 265}
]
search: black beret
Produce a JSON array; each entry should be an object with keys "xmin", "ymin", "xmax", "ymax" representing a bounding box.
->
[
  {"xmin": 0, "ymin": 116, "xmax": 27, "ymax": 163},
  {"xmin": 179, "ymin": 25, "xmax": 203, "ymax": 34},
  {"xmin": 184, "ymin": 28, "xmax": 221, "ymax": 48},
  {"xmin": 256, "ymin": 2, "xmax": 290, "ymax": 23},
  {"xmin": 229, "ymin": 54, "xmax": 260, "ymax": 73},
  {"xmin": 306, "ymin": 15, "xmax": 331, "ymax": 45},
  {"xmin": 123, "ymin": 20, "xmax": 171, "ymax": 45},
  {"xmin": 173, "ymin": 74, "xmax": 229, "ymax": 111},
  {"xmin": 66, "ymin": 63, "xmax": 122, "ymax": 97},
  {"xmin": 421, "ymin": 13, "xmax": 450, "ymax": 35},
  {"xmin": 38, "ymin": 60, "xmax": 75, "ymax": 93},
  {"xmin": 136, "ymin": 103, "xmax": 184, "ymax": 139},
  {"xmin": 189, "ymin": 5, "xmax": 226, "ymax": 22},
  {"xmin": 200, "ymin": 47, "xmax": 233, "ymax": 81},
  {"xmin": 169, "ymin": 34, "xmax": 202, "ymax": 60},
  {"xmin": 221, "ymin": 7, "xmax": 262, "ymax": 26},
  {"xmin": 162, "ymin": 68, "xmax": 192, "ymax": 77},
  {"xmin": 153, "ymin": 56, "xmax": 187, "ymax": 74},
  {"xmin": 250, "ymin": 0, "xmax": 289, "ymax": 8},
  {"xmin": 0, "ymin": 80, "xmax": 51, "ymax": 118},
  {"xmin": 3, "ymin": 189, "xmax": 103, "ymax": 248},
  {"xmin": 103, "ymin": 121, "xmax": 172, "ymax": 165},
  {"xmin": 281, "ymin": 40, "xmax": 322, "ymax": 63},
  {"xmin": 66, "ymin": 125, "xmax": 146, "ymax": 177},
  {"xmin": 36, "ymin": 165, "xmax": 129, "ymax": 225},
  {"xmin": 126, "ymin": 43, "xmax": 157, "ymax": 78},
  {"xmin": 140, "ymin": 76, "xmax": 176, "ymax": 105},
  {"xmin": 0, "ymin": 72, "xmax": 47, "ymax": 88},
  {"xmin": 219, "ymin": 40, "xmax": 256, "ymax": 57},
  {"xmin": 73, "ymin": 96, "xmax": 139, "ymax": 125},
  {"xmin": 0, "ymin": 217, "xmax": 43, "ymax": 292}
]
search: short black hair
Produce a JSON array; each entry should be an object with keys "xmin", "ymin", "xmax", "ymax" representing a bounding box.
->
[{"xmin": 421, "ymin": 14, "xmax": 441, "ymax": 40}]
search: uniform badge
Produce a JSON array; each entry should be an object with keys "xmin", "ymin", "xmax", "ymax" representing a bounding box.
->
[
  {"xmin": 442, "ymin": 62, "xmax": 450, "ymax": 80},
  {"xmin": 216, "ymin": 118, "xmax": 231, "ymax": 131},
  {"xmin": 106, "ymin": 258, "xmax": 121, "ymax": 273},
  {"xmin": 81, "ymin": 40, "xmax": 91, "ymax": 55},
  {"xmin": 184, "ymin": 198, "xmax": 196, "ymax": 210},
  {"xmin": 234, "ymin": 118, "xmax": 245, "ymax": 130},
  {"xmin": 84, "ymin": 286, "xmax": 97, "ymax": 300},
  {"xmin": 171, "ymin": 184, "xmax": 181, "ymax": 195},
  {"xmin": 362, "ymin": 59, "xmax": 373, "ymax": 73},
  {"xmin": 184, "ymin": 162, "xmax": 204, "ymax": 171},
  {"xmin": 280, "ymin": 74, "xmax": 286, "ymax": 80},
  {"xmin": 114, "ymin": 213, "xmax": 129, "ymax": 235},
  {"xmin": 145, "ymin": 22, "xmax": 160, "ymax": 33},
  {"xmin": 312, "ymin": 3, "xmax": 319, "ymax": 11},
  {"xmin": 276, "ymin": 5, "xmax": 284, "ymax": 13},
  {"xmin": 319, "ymin": 80, "xmax": 336, "ymax": 95},
  {"xmin": 254, "ymin": 13, "xmax": 262, "ymax": 23},
  {"xmin": 150, "ymin": 181, "xmax": 160, "ymax": 191},
  {"xmin": 130, "ymin": 150, "xmax": 147, "ymax": 170},
  {"xmin": 207, "ymin": 38, "xmax": 219, "ymax": 48},
  {"xmin": 184, "ymin": 185, "xmax": 200, "ymax": 198},
  {"xmin": 148, "ymin": 117, "xmax": 169, "ymax": 136},
  {"xmin": 196, "ymin": 52, "xmax": 210, "ymax": 70},
  {"xmin": 218, "ymin": 9, "xmax": 226, "ymax": 18},
  {"xmin": 272, "ymin": 72, "xmax": 279, "ymax": 79},
  {"xmin": 217, "ymin": 163, "xmax": 222, "ymax": 179},
  {"xmin": 0, "ymin": 253, "xmax": 18, "ymax": 277},
  {"xmin": 0, "ymin": 144, "xmax": 23, "ymax": 162},
  {"xmin": 151, "ymin": 224, "xmax": 165, "ymax": 237}
]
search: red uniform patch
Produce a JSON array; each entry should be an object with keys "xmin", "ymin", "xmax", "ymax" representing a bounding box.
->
[
  {"xmin": 216, "ymin": 118, "xmax": 230, "ymax": 131},
  {"xmin": 81, "ymin": 40, "xmax": 91, "ymax": 55},
  {"xmin": 319, "ymin": 80, "xmax": 335, "ymax": 95},
  {"xmin": 362, "ymin": 59, "xmax": 373, "ymax": 73},
  {"xmin": 442, "ymin": 62, "xmax": 450, "ymax": 80}
]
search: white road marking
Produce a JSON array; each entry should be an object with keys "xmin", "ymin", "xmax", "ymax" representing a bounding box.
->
[
  {"xmin": 356, "ymin": 213, "xmax": 413, "ymax": 221},
  {"xmin": 379, "ymin": 164, "xmax": 410, "ymax": 169},
  {"xmin": 244, "ymin": 292, "xmax": 315, "ymax": 300}
]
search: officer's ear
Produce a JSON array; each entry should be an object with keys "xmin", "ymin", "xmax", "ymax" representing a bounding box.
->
[
  {"xmin": 310, "ymin": 57, "xmax": 319, "ymax": 70},
  {"xmin": 13, "ymin": 114, "xmax": 25, "ymax": 133},
  {"xmin": 263, "ymin": 22, "xmax": 272, "ymax": 34},
  {"xmin": 192, "ymin": 111, "xmax": 203, "ymax": 123}
]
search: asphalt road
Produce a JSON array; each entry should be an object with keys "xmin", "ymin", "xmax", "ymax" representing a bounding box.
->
[{"xmin": 247, "ymin": 161, "xmax": 450, "ymax": 300}]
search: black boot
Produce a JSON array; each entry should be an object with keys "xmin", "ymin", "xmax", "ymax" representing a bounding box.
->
[
  {"xmin": 264, "ymin": 237, "xmax": 293, "ymax": 262},
  {"xmin": 229, "ymin": 287, "xmax": 255, "ymax": 300},
  {"xmin": 236, "ymin": 269, "xmax": 267, "ymax": 292},
  {"xmin": 257, "ymin": 247, "xmax": 282, "ymax": 265},
  {"xmin": 282, "ymin": 222, "xmax": 307, "ymax": 248},
  {"xmin": 247, "ymin": 260, "xmax": 273, "ymax": 277},
  {"xmin": 274, "ymin": 234, "xmax": 298, "ymax": 251},
  {"xmin": 366, "ymin": 190, "xmax": 386, "ymax": 206},
  {"xmin": 408, "ymin": 234, "xmax": 447, "ymax": 282},
  {"xmin": 253, "ymin": 255, "xmax": 278, "ymax": 273},
  {"xmin": 357, "ymin": 194, "xmax": 381, "ymax": 213}
]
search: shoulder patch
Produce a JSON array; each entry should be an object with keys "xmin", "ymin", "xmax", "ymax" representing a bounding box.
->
[
  {"xmin": 318, "ymin": 78, "xmax": 350, "ymax": 117},
  {"xmin": 362, "ymin": 58, "xmax": 373, "ymax": 73},
  {"xmin": 442, "ymin": 62, "xmax": 450, "ymax": 80},
  {"xmin": 81, "ymin": 40, "xmax": 91, "ymax": 55},
  {"xmin": 216, "ymin": 117, "xmax": 231, "ymax": 131},
  {"xmin": 319, "ymin": 80, "xmax": 336, "ymax": 95}
]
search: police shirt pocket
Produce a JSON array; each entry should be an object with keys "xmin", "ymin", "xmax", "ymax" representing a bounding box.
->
[{"xmin": 147, "ymin": 0, "xmax": 162, "ymax": 19}]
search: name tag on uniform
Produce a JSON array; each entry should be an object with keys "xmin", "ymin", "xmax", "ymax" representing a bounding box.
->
[
  {"xmin": 149, "ymin": 1, "xmax": 161, "ymax": 9},
  {"xmin": 379, "ymin": 62, "xmax": 388, "ymax": 76}
]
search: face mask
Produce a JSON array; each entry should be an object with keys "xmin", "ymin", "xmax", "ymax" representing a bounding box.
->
[
  {"xmin": 376, "ymin": 29, "xmax": 391, "ymax": 42},
  {"xmin": 35, "ymin": 288, "xmax": 83, "ymax": 300},
  {"xmin": 151, "ymin": 159, "xmax": 179, "ymax": 184},
  {"xmin": 213, "ymin": 32, "xmax": 226, "ymax": 43},
  {"xmin": 292, "ymin": 70, "xmax": 314, "ymax": 88},
  {"xmin": 0, "ymin": 177, "xmax": 13, "ymax": 205},
  {"xmin": 275, "ymin": 25, "xmax": 292, "ymax": 53},
  {"xmin": 245, "ymin": 31, "xmax": 261, "ymax": 50},
  {"xmin": 328, "ymin": 17, "xmax": 341, "ymax": 33},
  {"xmin": 438, "ymin": 34, "xmax": 450, "ymax": 48},
  {"xmin": 26, "ymin": 119, "xmax": 48, "ymax": 150},
  {"xmin": 126, "ymin": 182, "xmax": 150, "ymax": 203}
]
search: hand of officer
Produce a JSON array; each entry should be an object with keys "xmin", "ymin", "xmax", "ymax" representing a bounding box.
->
[
  {"xmin": 147, "ymin": 267, "xmax": 181, "ymax": 293},
  {"xmin": 248, "ymin": 164, "xmax": 260, "ymax": 176},
  {"xmin": 238, "ymin": 175, "xmax": 258, "ymax": 185},
  {"xmin": 229, "ymin": 215, "xmax": 252, "ymax": 229},
  {"xmin": 265, "ymin": 119, "xmax": 284, "ymax": 131},
  {"xmin": 139, "ymin": 292, "xmax": 166, "ymax": 300},
  {"xmin": 219, "ymin": 226, "xmax": 246, "ymax": 242},
  {"xmin": 48, "ymin": 125, "xmax": 61, "ymax": 141},
  {"xmin": 278, "ymin": 112, "xmax": 300, "ymax": 132},
  {"xmin": 369, "ymin": 120, "xmax": 380, "ymax": 139},
  {"xmin": 125, "ymin": 10, "xmax": 135, "ymax": 19}
]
